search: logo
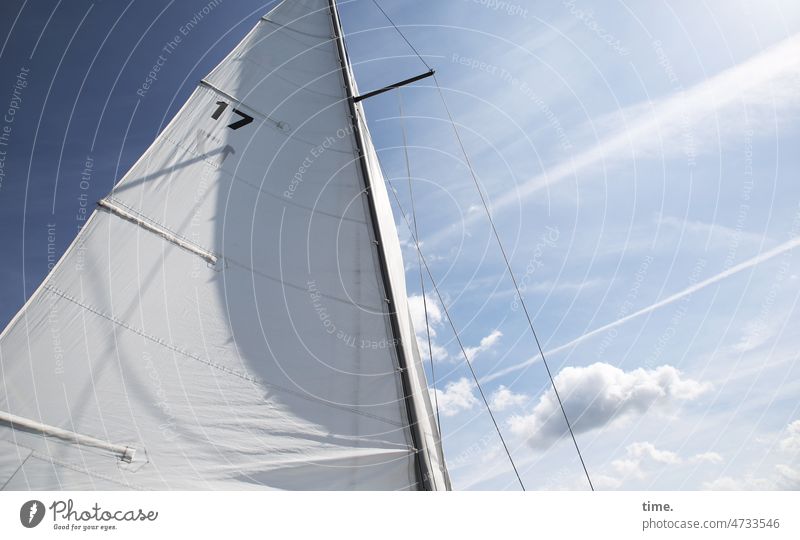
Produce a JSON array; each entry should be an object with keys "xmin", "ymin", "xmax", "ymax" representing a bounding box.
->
[{"xmin": 20, "ymin": 500, "xmax": 45, "ymax": 528}]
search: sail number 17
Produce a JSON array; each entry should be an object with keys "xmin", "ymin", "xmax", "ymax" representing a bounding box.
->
[{"xmin": 210, "ymin": 101, "xmax": 253, "ymax": 130}]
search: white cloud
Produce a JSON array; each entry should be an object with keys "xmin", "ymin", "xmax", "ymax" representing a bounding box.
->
[
  {"xmin": 490, "ymin": 385, "xmax": 529, "ymax": 411},
  {"xmin": 407, "ymin": 305, "xmax": 503, "ymax": 365},
  {"xmin": 703, "ymin": 475, "xmax": 773, "ymax": 490},
  {"xmin": 775, "ymin": 465, "xmax": 800, "ymax": 488},
  {"xmin": 413, "ymin": 334, "xmax": 448, "ymax": 362},
  {"xmin": 627, "ymin": 442, "xmax": 681, "ymax": 464},
  {"xmin": 611, "ymin": 442, "xmax": 681, "ymax": 479},
  {"xmin": 779, "ymin": 420, "xmax": 800, "ymax": 453},
  {"xmin": 690, "ymin": 452, "xmax": 724, "ymax": 465},
  {"xmin": 426, "ymin": 341, "xmax": 450, "ymax": 362},
  {"xmin": 432, "ymin": 378, "xmax": 478, "ymax": 417},
  {"xmin": 704, "ymin": 419, "xmax": 800, "ymax": 490},
  {"xmin": 509, "ymin": 362, "xmax": 710, "ymax": 448},
  {"xmin": 408, "ymin": 294, "xmax": 449, "ymax": 361},
  {"xmin": 465, "ymin": 329, "xmax": 503, "ymax": 361},
  {"xmin": 611, "ymin": 443, "xmax": 722, "ymax": 481},
  {"xmin": 705, "ymin": 466, "xmax": 800, "ymax": 490},
  {"xmin": 408, "ymin": 294, "xmax": 443, "ymax": 336},
  {"xmin": 732, "ymin": 319, "xmax": 780, "ymax": 354},
  {"xmin": 590, "ymin": 474, "xmax": 624, "ymax": 490}
]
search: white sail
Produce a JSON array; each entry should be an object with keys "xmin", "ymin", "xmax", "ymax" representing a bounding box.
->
[{"xmin": 0, "ymin": 0, "xmax": 448, "ymax": 490}]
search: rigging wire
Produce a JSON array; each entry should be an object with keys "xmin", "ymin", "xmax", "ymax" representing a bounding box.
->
[
  {"xmin": 369, "ymin": 0, "xmax": 593, "ymax": 491},
  {"xmin": 369, "ymin": 0, "xmax": 432, "ymax": 71},
  {"xmin": 384, "ymin": 177, "xmax": 526, "ymax": 491},
  {"xmin": 371, "ymin": 0, "xmax": 524, "ymax": 490},
  {"xmin": 398, "ymin": 90, "xmax": 442, "ymax": 438},
  {"xmin": 430, "ymin": 74, "xmax": 595, "ymax": 491}
]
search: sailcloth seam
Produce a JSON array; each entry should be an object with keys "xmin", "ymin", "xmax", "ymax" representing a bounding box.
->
[
  {"xmin": 41, "ymin": 285, "xmax": 407, "ymax": 429},
  {"xmin": 225, "ymin": 258, "xmax": 384, "ymax": 313},
  {"xmin": 260, "ymin": 16, "xmax": 333, "ymax": 39},
  {"xmin": 245, "ymin": 57, "xmax": 345, "ymax": 104},
  {"xmin": 2, "ymin": 439, "xmax": 144, "ymax": 490},
  {"xmin": 27, "ymin": 452, "xmax": 145, "ymax": 490},
  {"xmin": 162, "ymin": 135, "xmax": 229, "ymax": 169},
  {"xmin": 0, "ymin": 448, "xmax": 31, "ymax": 491},
  {"xmin": 153, "ymin": 134, "xmax": 366, "ymax": 224}
]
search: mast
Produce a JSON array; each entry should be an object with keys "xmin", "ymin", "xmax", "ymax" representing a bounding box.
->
[{"xmin": 327, "ymin": 0, "xmax": 434, "ymax": 491}]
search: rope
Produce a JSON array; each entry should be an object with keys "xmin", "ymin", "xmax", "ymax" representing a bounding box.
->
[
  {"xmin": 431, "ymin": 74, "xmax": 595, "ymax": 491},
  {"xmin": 369, "ymin": 0, "xmax": 432, "ymax": 71},
  {"xmin": 398, "ymin": 90, "xmax": 442, "ymax": 437},
  {"xmin": 384, "ymin": 177, "xmax": 526, "ymax": 491}
]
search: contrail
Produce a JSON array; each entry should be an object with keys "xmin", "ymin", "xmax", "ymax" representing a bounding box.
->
[
  {"xmin": 483, "ymin": 235, "xmax": 800, "ymax": 383},
  {"xmin": 427, "ymin": 35, "xmax": 800, "ymax": 247}
]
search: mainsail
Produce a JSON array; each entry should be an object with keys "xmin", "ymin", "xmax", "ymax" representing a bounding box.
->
[{"xmin": 0, "ymin": 0, "xmax": 449, "ymax": 490}]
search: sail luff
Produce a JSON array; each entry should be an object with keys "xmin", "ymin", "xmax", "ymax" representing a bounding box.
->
[{"xmin": 327, "ymin": 0, "xmax": 432, "ymax": 491}]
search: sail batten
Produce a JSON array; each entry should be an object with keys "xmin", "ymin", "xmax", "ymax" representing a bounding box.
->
[
  {"xmin": 0, "ymin": 0, "xmax": 448, "ymax": 490},
  {"xmin": 98, "ymin": 199, "xmax": 219, "ymax": 264}
]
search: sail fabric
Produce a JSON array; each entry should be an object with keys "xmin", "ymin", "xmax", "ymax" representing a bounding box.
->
[{"xmin": 0, "ymin": 0, "xmax": 448, "ymax": 490}]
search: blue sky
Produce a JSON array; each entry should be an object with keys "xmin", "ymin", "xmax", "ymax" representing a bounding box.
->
[{"xmin": 1, "ymin": 0, "xmax": 799, "ymax": 490}]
